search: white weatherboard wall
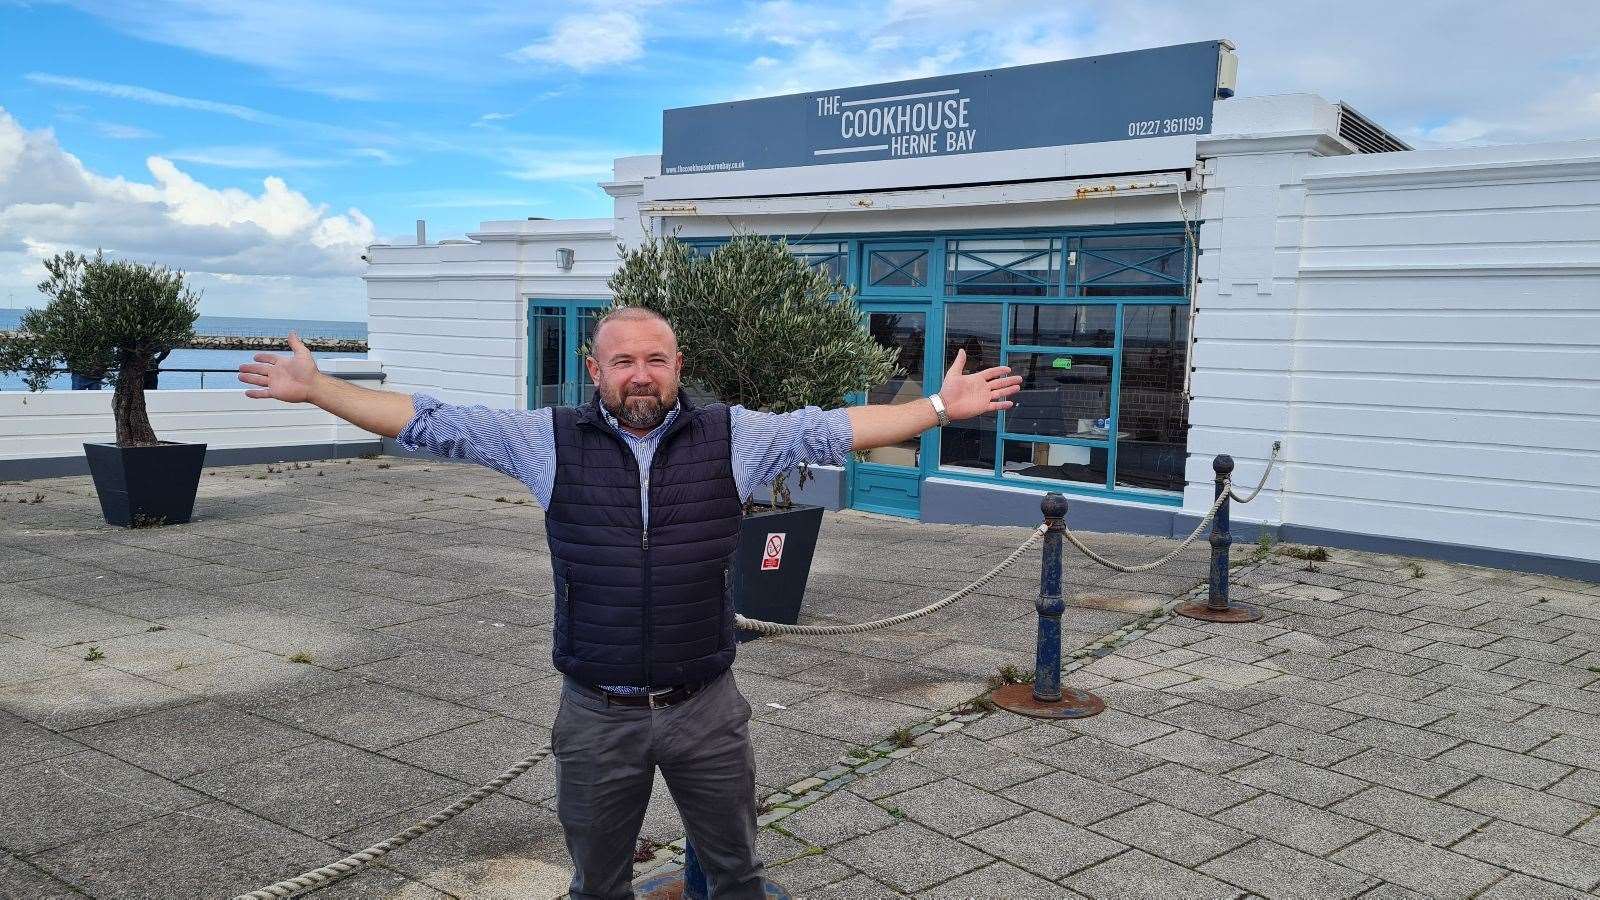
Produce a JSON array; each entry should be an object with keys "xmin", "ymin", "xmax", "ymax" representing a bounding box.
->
[
  {"xmin": 0, "ymin": 388, "xmax": 378, "ymax": 461},
  {"xmin": 1193, "ymin": 125, "xmax": 1600, "ymax": 565},
  {"xmin": 364, "ymin": 219, "xmax": 615, "ymax": 409}
]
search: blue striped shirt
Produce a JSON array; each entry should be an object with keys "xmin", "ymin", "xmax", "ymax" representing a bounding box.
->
[{"xmin": 396, "ymin": 393, "xmax": 855, "ymax": 515}]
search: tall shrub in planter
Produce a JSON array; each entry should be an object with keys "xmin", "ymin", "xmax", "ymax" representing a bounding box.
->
[
  {"xmin": 608, "ymin": 233, "xmax": 899, "ymax": 506},
  {"xmin": 0, "ymin": 251, "xmax": 203, "ymax": 526},
  {"xmin": 608, "ymin": 233, "xmax": 899, "ymax": 629}
]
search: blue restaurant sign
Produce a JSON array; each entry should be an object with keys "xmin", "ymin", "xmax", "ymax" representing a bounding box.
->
[{"xmin": 662, "ymin": 41, "xmax": 1222, "ymax": 175}]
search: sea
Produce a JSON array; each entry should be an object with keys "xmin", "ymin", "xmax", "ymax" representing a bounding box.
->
[{"xmin": 0, "ymin": 309, "xmax": 367, "ymax": 392}]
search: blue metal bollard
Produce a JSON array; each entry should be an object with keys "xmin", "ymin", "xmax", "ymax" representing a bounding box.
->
[
  {"xmin": 1177, "ymin": 455, "xmax": 1262, "ymax": 623},
  {"xmin": 991, "ymin": 492, "xmax": 1105, "ymax": 719},
  {"xmin": 1032, "ymin": 493, "xmax": 1066, "ymax": 702}
]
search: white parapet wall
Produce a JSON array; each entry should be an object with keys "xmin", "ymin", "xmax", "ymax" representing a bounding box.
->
[
  {"xmin": 363, "ymin": 218, "xmax": 617, "ymax": 409},
  {"xmin": 1193, "ymin": 113, "xmax": 1600, "ymax": 566},
  {"xmin": 0, "ymin": 359, "xmax": 387, "ymax": 471}
]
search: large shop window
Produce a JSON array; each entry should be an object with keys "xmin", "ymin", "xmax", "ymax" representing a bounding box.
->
[{"xmin": 938, "ymin": 249, "xmax": 1191, "ymax": 498}]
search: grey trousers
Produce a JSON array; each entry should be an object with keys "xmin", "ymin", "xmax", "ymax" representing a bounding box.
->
[{"xmin": 553, "ymin": 669, "xmax": 764, "ymax": 900}]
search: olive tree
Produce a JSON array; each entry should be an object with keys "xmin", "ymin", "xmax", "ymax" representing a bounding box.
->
[
  {"xmin": 608, "ymin": 232, "xmax": 900, "ymax": 508},
  {"xmin": 0, "ymin": 251, "xmax": 199, "ymax": 445}
]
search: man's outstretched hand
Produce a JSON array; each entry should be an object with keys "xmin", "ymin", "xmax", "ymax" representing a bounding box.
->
[
  {"xmin": 937, "ymin": 349, "xmax": 1023, "ymax": 421},
  {"xmin": 238, "ymin": 332, "xmax": 321, "ymax": 403}
]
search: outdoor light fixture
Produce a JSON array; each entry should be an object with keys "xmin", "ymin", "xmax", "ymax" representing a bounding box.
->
[
  {"xmin": 1216, "ymin": 41, "xmax": 1238, "ymax": 99},
  {"xmin": 556, "ymin": 247, "xmax": 575, "ymax": 270}
]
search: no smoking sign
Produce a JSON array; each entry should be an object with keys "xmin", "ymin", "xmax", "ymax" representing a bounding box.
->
[{"xmin": 760, "ymin": 532, "xmax": 786, "ymax": 570}]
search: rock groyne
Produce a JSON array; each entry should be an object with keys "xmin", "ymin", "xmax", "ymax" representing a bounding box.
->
[
  {"xmin": 183, "ymin": 335, "xmax": 368, "ymax": 353},
  {"xmin": 1, "ymin": 331, "xmax": 367, "ymax": 353}
]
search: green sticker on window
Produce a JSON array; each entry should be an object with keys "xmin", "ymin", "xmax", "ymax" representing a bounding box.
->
[{"xmin": 1051, "ymin": 357, "xmax": 1072, "ymax": 369}]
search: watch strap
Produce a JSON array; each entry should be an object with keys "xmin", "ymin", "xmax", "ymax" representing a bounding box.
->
[{"xmin": 928, "ymin": 393, "xmax": 951, "ymax": 427}]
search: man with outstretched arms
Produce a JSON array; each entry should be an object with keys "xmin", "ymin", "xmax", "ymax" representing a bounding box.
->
[{"xmin": 238, "ymin": 307, "xmax": 1019, "ymax": 899}]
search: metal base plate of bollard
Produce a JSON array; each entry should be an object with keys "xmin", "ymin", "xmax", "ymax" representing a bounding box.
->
[
  {"xmin": 634, "ymin": 871, "xmax": 790, "ymax": 899},
  {"xmin": 990, "ymin": 682, "xmax": 1106, "ymax": 719},
  {"xmin": 1175, "ymin": 599, "xmax": 1263, "ymax": 623}
]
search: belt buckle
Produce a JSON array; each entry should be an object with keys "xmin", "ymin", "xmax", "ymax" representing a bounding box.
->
[{"xmin": 647, "ymin": 687, "xmax": 674, "ymax": 710}]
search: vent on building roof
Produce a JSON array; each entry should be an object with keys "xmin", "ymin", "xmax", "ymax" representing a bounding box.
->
[{"xmin": 1338, "ymin": 103, "xmax": 1411, "ymax": 153}]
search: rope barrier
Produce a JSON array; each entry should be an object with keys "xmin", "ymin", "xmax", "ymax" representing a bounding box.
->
[
  {"xmin": 1058, "ymin": 443, "xmax": 1281, "ymax": 574},
  {"xmin": 1229, "ymin": 441, "xmax": 1281, "ymax": 505},
  {"xmin": 735, "ymin": 524, "xmax": 1047, "ymax": 636},
  {"xmin": 1060, "ymin": 486, "xmax": 1227, "ymax": 573},
  {"xmin": 233, "ymin": 745, "xmax": 553, "ymax": 899}
]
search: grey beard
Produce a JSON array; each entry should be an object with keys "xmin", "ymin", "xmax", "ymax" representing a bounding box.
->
[{"xmin": 605, "ymin": 391, "xmax": 674, "ymax": 430}]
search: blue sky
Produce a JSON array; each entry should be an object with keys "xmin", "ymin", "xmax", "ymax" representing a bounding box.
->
[{"xmin": 1, "ymin": 1, "xmax": 1597, "ymax": 320}]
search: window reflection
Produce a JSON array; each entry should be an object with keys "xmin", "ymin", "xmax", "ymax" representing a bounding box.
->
[
  {"xmin": 868, "ymin": 250, "xmax": 929, "ymax": 288},
  {"xmin": 789, "ymin": 242, "xmax": 848, "ymax": 281},
  {"xmin": 1005, "ymin": 352, "xmax": 1112, "ymax": 438},
  {"xmin": 946, "ymin": 238, "xmax": 1060, "ymax": 296},
  {"xmin": 863, "ymin": 311, "xmax": 926, "ymax": 467},
  {"xmin": 1116, "ymin": 305, "xmax": 1189, "ymax": 492},
  {"xmin": 1002, "ymin": 440, "xmax": 1107, "ymax": 487},
  {"xmin": 938, "ymin": 304, "xmax": 1001, "ymax": 474},
  {"xmin": 533, "ymin": 307, "xmax": 564, "ymax": 409},
  {"xmin": 1074, "ymin": 234, "xmax": 1186, "ymax": 297},
  {"xmin": 1010, "ymin": 304, "xmax": 1115, "ymax": 348}
]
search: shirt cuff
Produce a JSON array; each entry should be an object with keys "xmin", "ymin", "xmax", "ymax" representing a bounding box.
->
[
  {"xmin": 822, "ymin": 407, "xmax": 854, "ymax": 463},
  {"xmin": 394, "ymin": 393, "xmax": 440, "ymax": 451}
]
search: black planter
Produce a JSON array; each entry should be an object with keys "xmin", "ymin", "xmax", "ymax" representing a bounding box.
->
[
  {"xmin": 730, "ymin": 503, "xmax": 824, "ymax": 641},
  {"xmin": 82, "ymin": 441, "xmax": 207, "ymax": 527}
]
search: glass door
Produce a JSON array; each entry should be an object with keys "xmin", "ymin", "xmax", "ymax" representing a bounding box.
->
[
  {"xmin": 527, "ymin": 301, "xmax": 605, "ymax": 409},
  {"xmin": 848, "ymin": 303, "xmax": 932, "ymax": 518}
]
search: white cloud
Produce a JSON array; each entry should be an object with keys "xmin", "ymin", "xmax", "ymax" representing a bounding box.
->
[
  {"xmin": 399, "ymin": 191, "xmax": 546, "ymax": 210},
  {"xmin": 736, "ymin": 38, "xmax": 966, "ymax": 99},
  {"xmin": 25, "ymin": 72, "xmax": 396, "ymax": 147},
  {"xmin": 166, "ymin": 146, "xmax": 343, "ymax": 169},
  {"xmin": 730, "ymin": 1, "xmax": 839, "ymax": 47},
  {"xmin": 0, "ymin": 108, "xmax": 372, "ymax": 319},
  {"xmin": 509, "ymin": 11, "xmax": 645, "ymax": 72},
  {"xmin": 348, "ymin": 147, "xmax": 402, "ymax": 166},
  {"xmin": 95, "ymin": 122, "xmax": 158, "ymax": 140},
  {"xmin": 502, "ymin": 148, "xmax": 632, "ymax": 182},
  {"xmin": 26, "ymin": 73, "xmax": 290, "ymax": 127},
  {"xmin": 56, "ymin": 0, "xmax": 557, "ymax": 99}
]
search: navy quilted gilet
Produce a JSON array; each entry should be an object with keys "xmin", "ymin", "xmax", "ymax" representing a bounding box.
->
[{"xmin": 545, "ymin": 393, "xmax": 742, "ymax": 686}]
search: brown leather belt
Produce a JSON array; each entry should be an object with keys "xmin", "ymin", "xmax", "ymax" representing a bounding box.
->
[{"xmin": 595, "ymin": 681, "xmax": 708, "ymax": 709}]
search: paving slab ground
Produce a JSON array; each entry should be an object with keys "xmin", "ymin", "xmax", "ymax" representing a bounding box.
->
[{"xmin": 3, "ymin": 458, "xmax": 1599, "ymax": 898}]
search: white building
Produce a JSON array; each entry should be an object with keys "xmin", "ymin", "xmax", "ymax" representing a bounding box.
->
[{"xmin": 364, "ymin": 41, "xmax": 1600, "ymax": 580}]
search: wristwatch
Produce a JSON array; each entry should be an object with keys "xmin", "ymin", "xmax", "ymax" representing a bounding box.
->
[{"xmin": 927, "ymin": 393, "xmax": 951, "ymax": 428}]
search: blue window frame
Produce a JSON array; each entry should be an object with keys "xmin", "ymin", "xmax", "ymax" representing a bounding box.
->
[
  {"xmin": 863, "ymin": 246, "xmax": 930, "ymax": 294},
  {"xmin": 1072, "ymin": 233, "xmax": 1186, "ymax": 297},
  {"xmin": 682, "ymin": 238, "xmax": 850, "ymax": 283},
  {"xmin": 788, "ymin": 241, "xmax": 849, "ymax": 281},
  {"xmin": 526, "ymin": 300, "xmax": 606, "ymax": 409},
  {"xmin": 946, "ymin": 238, "xmax": 1061, "ymax": 297}
]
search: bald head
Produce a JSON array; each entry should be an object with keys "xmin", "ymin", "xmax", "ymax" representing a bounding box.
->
[{"xmin": 591, "ymin": 306, "xmax": 676, "ymax": 358}]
